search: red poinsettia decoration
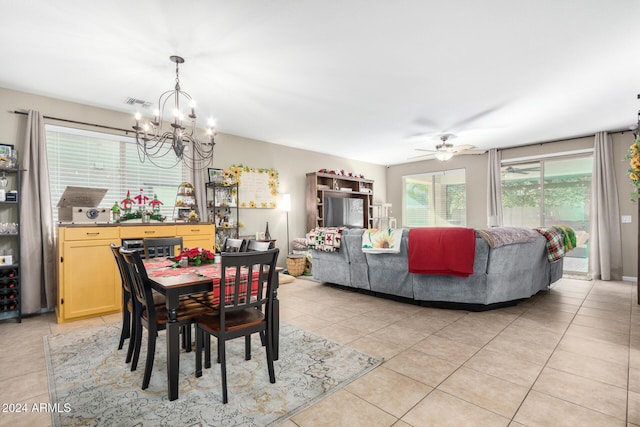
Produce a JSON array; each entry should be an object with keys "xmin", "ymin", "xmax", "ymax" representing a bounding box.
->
[{"xmin": 173, "ymin": 247, "xmax": 216, "ymax": 266}]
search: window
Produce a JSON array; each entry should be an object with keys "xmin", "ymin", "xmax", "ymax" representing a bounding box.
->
[
  {"xmin": 501, "ymin": 154, "xmax": 593, "ymax": 274},
  {"xmin": 46, "ymin": 125, "xmax": 188, "ymax": 222},
  {"xmin": 402, "ymin": 169, "xmax": 466, "ymax": 227}
]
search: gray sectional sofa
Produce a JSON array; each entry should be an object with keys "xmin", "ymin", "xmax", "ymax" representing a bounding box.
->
[{"xmin": 310, "ymin": 228, "xmax": 563, "ymax": 310}]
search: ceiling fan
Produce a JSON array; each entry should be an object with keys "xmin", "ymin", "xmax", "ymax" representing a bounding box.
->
[{"xmin": 410, "ymin": 134, "xmax": 486, "ymax": 161}]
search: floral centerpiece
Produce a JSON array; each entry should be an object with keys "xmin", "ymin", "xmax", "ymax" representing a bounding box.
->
[
  {"xmin": 627, "ymin": 136, "xmax": 640, "ymax": 200},
  {"xmin": 172, "ymin": 247, "xmax": 216, "ymax": 266}
]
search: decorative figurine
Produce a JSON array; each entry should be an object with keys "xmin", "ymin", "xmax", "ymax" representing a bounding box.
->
[
  {"xmin": 149, "ymin": 194, "xmax": 163, "ymax": 215},
  {"xmin": 133, "ymin": 188, "xmax": 149, "ymax": 210},
  {"xmin": 111, "ymin": 202, "xmax": 121, "ymax": 222},
  {"xmin": 118, "ymin": 189, "xmax": 165, "ymax": 223},
  {"xmin": 121, "ymin": 190, "xmax": 134, "ymax": 213}
]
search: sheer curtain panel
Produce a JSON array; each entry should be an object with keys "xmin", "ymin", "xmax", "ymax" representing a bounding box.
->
[
  {"xmin": 486, "ymin": 148, "xmax": 503, "ymax": 227},
  {"xmin": 20, "ymin": 110, "xmax": 56, "ymax": 313},
  {"xmin": 589, "ymin": 132, "xmax": 622, "ymax": 280}
]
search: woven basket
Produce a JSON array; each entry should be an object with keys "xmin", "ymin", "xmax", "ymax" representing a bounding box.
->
[{"xmin": 286, "ymin": 255, "xmax": 306, "ymax": 277}]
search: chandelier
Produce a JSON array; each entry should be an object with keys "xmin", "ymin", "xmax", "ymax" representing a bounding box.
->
[{"xmin": 132, "ymin": 55, "xmax": 216, "ymax": 169}]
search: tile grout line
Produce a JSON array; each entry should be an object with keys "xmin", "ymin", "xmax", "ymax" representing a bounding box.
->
[
  {"xmin": 512, "ymin": 279, "xmax": 634, "ymax": 424},
  {"xmin": 627, "ymin": 280, "xmax": 635, "ymax": 426},
  {"xmin": 388, "ymin": 304, "xmax": 534, "ymax": 423},
  {"xmin": 502, "ymin": 281, "xmax": 593, "ymax": 425}
]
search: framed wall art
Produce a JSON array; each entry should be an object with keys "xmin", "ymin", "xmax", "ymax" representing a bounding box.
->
[
  {"xmin": 225, "ymin": 164, "xmax": 279, "ymax": 208},
  {"xmin": 208, "ymin": 168, "xmax": 223, "ymax": 183},
  {"xmin": 0, "ymin": 144, "xmax": 13, "ymax": 162}
]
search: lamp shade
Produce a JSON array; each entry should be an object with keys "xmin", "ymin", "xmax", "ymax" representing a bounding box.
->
[{"xmin": 280, "ymin": 193, "xmax": 291, "ymax": 211}]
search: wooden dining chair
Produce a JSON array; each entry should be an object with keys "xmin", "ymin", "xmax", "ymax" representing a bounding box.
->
[
  {"xmin": 111, "ymin": 243, "xmax": 178, "ymax": 367},
  {"xmin": 143, "ymin": 236, "xmax": 183, "ymax": 259},
  {"xmin": 120, "ymin": 248, "xmax": 210, "ymax": 390},
  {"xmin": 245, "ymin": 239, "xmax": 272, "ymax": 251},
  {"xmin": 109, "ymin": 243, "xmax": 135, "ymax": 361},
  {"xmin": 195, "ymin": 248, "xmax": 280, "ymax": 404},
  {"xmin": 221, "ymin": 237, "xmax": 246, "ymax": 253}
]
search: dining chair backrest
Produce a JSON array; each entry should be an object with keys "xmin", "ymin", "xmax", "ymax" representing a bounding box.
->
[
  {"xmin": 111, "ymin": 242, "xmax": 135, "ymax": 352},
  {"xmin": 110, "ymin": 243, "xmax": 131, "ymax": 294},
  {"xmin": 221, "ymin": 237, "xmax": 246, "ymax": 253},
  {"xmin": 143, "ymin": 237, "xmax": 183, "ymax": 258},
  {"xmin": 245, "ymin": 239, "xmax": 272, "ymax": 252},
  {"xmin": 120, "ymin": 248, "xmax": 158, "ymax": 320},
  {"xmin": 219, "ymin": 248, "xmax": 279, "ymax": 318}
]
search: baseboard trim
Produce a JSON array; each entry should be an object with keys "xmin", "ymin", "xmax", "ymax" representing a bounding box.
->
[{"xmin": 622, "ymin": 276, "xmax": 637, "ymax": 283}]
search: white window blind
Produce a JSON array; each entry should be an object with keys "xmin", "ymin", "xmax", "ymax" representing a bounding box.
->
[
  {"xmin": 402, "ymin": 169, "xmax": 467, "ymax": 227},
  {"xmin": 46, "ymin": 125, "xmax": 187, "ymax": 222}
]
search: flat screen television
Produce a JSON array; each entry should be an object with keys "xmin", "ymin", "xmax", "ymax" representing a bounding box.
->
[{"xmin": 324, "ymin": 195, "xmax": 364, "ymax": 228}]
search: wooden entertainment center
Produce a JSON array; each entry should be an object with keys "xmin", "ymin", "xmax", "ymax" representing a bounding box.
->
[{"xmin": 305, "ymin": 172, "xmax": 374, "ymax": 231}]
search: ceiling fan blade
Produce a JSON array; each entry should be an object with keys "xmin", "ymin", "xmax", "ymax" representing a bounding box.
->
[
  {"xmin": 449, "ymin": 104, "xmax": 504, "ymax": 130},
  {"xmin": 412, "ymin": 117, "xmax": 439, "ymax": 129},
  {"xmin": 449, "ymin": 144, "xmax": 475, "ymax": 153},
  {"xmin": 408, "ymin": 153, "xmax": 436, "ymax": 160},
  {"xmin": 404, "ymin": 132, "xmax": 430, "ymax": 140},
  {"xmin": 414, "ymin": 148, "xmax": 438, "ymax": 153},
  {"xmin": 504, "ymin": 166, "xmax": 541, "ymax": 174},
  {"xmin": 458, "ymin": 148, "xmax": 487, "ymax": 155}
]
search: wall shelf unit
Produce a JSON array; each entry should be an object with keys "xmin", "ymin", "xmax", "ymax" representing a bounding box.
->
[
  {"xmin": 173, "ymin": 182, "xmax": 198, "ymax": 221},
  {"xmin": 0, "ymin": 166, "xmax": 21, "ymax": 323},
  {"xmin": 206, "ymin": 182, "xmax": 239, "ymax": 251}
]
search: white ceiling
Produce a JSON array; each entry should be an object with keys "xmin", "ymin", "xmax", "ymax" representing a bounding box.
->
[{"xmin": 1, "ymin": 1, "xmax": 639, "ymax": 165}]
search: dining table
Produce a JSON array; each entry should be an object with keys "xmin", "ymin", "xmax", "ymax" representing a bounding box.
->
[{"xmin": 143, "ymin": 257, "xmax": 281, "ymax": 401}]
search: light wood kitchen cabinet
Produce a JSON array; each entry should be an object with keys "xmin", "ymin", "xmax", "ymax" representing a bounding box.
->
[
  {"xmin": 56, "ymin": 223, "xmax": 215, "ymax": 323},
  {"xmin": 118, "ymin": 225, "xmax": 177, "ymax": 239},
  {"xmin": 176, "ymin": 224, "xmax": 215, "ymax": 251},
  {"xmin": 57, "ymin": 227, "xmax": 121, "ymax": 322}
]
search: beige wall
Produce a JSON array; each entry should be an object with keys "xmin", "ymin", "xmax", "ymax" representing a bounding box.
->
[
  {"xmin": 0, "ymin": 87, "xmax": 387, "ymax": 263},
  {"xmin": 387, "ymin": 133, "xmax": 638, "ymax": 278},
  {"xmin": 2, "ymin": 86, "xmax": 636, "ymax": 277},
  {"xmin": 386, "ymin": 154, "xmax": 488, "ymax": 229},
  {"xmin": 211, "ymin": 132, "xmax": 387, "ymax": 253}
]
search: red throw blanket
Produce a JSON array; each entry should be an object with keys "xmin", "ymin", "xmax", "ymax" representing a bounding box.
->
[{"xmin": 408, "ymin": 227, "xmax": 476, "ymax": 277}]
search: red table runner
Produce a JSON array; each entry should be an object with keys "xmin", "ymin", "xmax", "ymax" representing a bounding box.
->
[{"xmin": 144, "ymin": 259, "xmax": 261, "ymax": 304}]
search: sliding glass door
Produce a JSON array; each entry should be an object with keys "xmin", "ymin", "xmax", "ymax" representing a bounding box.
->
[{"xmin": 501, "ymin": 155, "xmax": 593, "ymax": 274}]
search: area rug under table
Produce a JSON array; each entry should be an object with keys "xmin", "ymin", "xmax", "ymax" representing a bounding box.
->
[{"xmin": 44, "ymin": 322, "xmax": 382, "ymax": 426}]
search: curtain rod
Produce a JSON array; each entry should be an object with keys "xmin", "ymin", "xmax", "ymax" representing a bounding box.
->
[
  {"xmin": 10, "ymin": 110, "xmax": 133, "ymax": 135},
  {"xmin": 499, "ymin": 126, "xmax": 635, "ymax": 152}
]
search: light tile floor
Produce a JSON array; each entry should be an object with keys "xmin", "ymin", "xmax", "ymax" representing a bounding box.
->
[{"xmin": 1, "ymin": 276, "xmax": 640, "ymax": 426}]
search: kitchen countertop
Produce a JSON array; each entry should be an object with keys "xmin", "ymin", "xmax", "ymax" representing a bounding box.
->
[{"xmin": 58, "ymin": 222, "xmax": 212, "ymax": 228}]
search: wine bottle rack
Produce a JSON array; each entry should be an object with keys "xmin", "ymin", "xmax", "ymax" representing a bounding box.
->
[{"xmin": 0, "ymin": 267, "xmax": 20, "ymax": 316}]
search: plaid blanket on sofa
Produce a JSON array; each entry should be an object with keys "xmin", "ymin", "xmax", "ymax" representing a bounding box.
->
[
  {"xmin": 306, "ymin": 227, "xmax": 345, "ymax": 252},
  {"xmin": 534, "ymin": 227, "xmax": 565, "ymax": 262}
]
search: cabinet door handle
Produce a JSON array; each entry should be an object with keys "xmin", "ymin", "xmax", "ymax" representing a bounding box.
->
[
  {"xmin": 144, "ymin": 230, "xmax": 156, "ymax": 234},
  {"xmin": 190, "ymin": 229, "xmax": 200, "ymax": 233},
  {"xmin": 86, "ymin": 232, "xmax": 100, "ymax": 236}
]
